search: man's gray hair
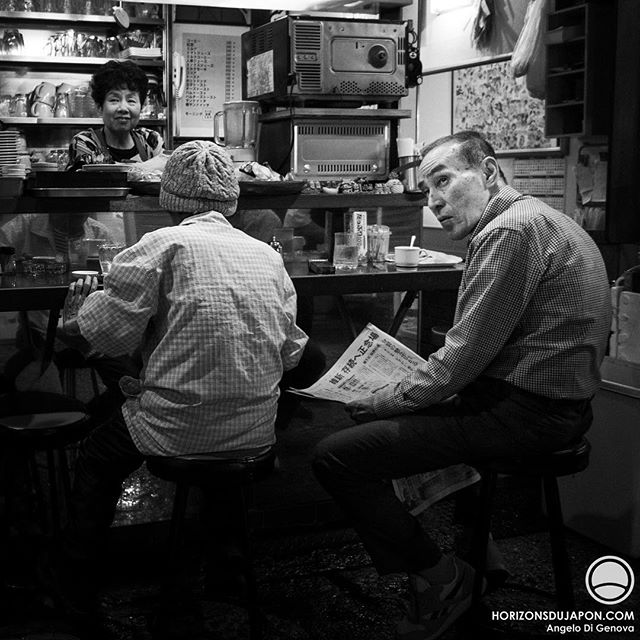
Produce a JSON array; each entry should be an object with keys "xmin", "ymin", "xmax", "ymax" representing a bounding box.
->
[{"xmin": 420, "ymin": 130, "xmax": 506, "ymax": 182}]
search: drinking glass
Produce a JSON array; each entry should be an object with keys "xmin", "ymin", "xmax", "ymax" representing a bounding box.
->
[
  {"xmin": 332, "ymin": 232, "xmax": 359, "ymax": 271},
  {"xmin": 98, "ymin": 243, "xmax": 125, "ymax": 274}
]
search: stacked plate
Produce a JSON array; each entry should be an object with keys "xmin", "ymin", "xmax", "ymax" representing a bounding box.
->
[
  {"xmin": 82, "ymin": 164, "xmax": 131, "ymax": 173},
  {"xmin": 0, "ymin": 164, "xmax": 27, "ymax": 178},
  {"xmin": 0, "ymin": 131, "xmax": 19, "ymax": 168},
  {"xmin": 32, "ymin": 162, "xmax": 59, "ymax": 172}
]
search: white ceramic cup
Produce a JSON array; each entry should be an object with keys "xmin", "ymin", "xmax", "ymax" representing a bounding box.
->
[{"xmin": 394, "ymin": 246, "xmax": 427, "ymax": 268}]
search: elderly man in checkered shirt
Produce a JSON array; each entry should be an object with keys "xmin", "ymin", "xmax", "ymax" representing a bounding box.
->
[
  {"xmin": 313, "ymin": 131, "xmax": 611, "ymax": 640},
  {"xmin": 42, "ymin": 141, "xmax": 324, "ymax": 628}
]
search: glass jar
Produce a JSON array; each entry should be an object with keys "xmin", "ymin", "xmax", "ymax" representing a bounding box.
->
[
  {"xmin": 0, "ymin": 246, "xmax": 16, "ymax": 276},
  {"xmin": 10, "ymin": 94, "xmax": 28, "ymax": 117},
  {"xmin": 141, "ymin": 78, "xmax": 161, "ymax": 119}
]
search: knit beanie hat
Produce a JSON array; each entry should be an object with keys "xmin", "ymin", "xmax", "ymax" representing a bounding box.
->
[{"xmin": 159, "ymin": 140, "xmax": 239, "ymax": 216}]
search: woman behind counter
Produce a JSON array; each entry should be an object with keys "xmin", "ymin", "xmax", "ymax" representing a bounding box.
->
[{"xmin": 66, "ymin": 60, "xmax": 166, "ymax": 173}]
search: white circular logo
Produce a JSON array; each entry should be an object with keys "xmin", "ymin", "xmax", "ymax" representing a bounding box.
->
[{"xmin": 585, "ymin": 556, "xmax": 635, "ymax": 605}]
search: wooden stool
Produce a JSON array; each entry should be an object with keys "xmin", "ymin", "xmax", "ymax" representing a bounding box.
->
[
  {"xmin": 0, "ymin": 391, "xmax": 94, "ymax": 536},
  {"xmin": 146, "ymin": 445, "xmax": 276, "ymax": 640},
  {"xmin": 470, "ymin": 437, "xmax": 591, "ymax": 610}
]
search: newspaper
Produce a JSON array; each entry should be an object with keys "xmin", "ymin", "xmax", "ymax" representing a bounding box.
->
[{"xmin": 291, "ymin": 323, "xmax": 480, "ymax": 515}]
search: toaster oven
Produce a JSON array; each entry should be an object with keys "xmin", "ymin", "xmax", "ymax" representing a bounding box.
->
[{"xmin": 258, "ymin": 108, "xmax": 410, "ymax": 180}]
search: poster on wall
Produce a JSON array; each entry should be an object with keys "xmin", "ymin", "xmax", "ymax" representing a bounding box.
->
[
  {"xmin": 421, "ymin": 0, "xmax": 525, "ymax": 75},
  {"xmin": 453, "ymin": 60, "xmax": 559, "ymax": 154},
  {"xmin": 172, "ymin": 24, "xmax": 247, "ymax": 138}
]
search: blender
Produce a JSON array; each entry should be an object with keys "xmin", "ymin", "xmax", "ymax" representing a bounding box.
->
[{"xmin": 213, "ymin": 100, "xmax": 260, "ymax": 165}]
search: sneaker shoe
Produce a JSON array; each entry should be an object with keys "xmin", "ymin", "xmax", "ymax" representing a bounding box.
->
[{"xmin": 396, "ymin": 556, "xmax": 476, "ymax": 640}]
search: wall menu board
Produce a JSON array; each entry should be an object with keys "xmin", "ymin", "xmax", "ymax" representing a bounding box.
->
[
  {"xmin": 453, "ymin": 60, "xmax": 559, "ymax": 154},
  {"xmin": 172, "ymin": 24, "xmax": 247, "ymax": 138}
]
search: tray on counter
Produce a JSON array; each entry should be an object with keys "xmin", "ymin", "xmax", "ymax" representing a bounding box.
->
[
  {"xmin": 28, "ymin": 187, "xmax": 130, "ymax": 198},
  {"xmin": 239, "ymin": 181, "xmax": 305, "ymax": 195},
  {"xmin": 29, "ymin": 171, "xmax": 128, "ymax": 188},
  {"xmin": 129, "ymin": 180, "xmax": 161, "ymax": 195}
]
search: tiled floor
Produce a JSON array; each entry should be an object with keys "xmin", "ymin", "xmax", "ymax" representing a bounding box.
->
[{"xmin": 1, "ymin": 300, "xmax": 639, "ymax": 639}]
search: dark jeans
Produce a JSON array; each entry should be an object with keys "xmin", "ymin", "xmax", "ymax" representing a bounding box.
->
[
  {"xmin": 312, "ymin": 376, "xmax": 593, "ymax": 576},
  {"xmin": 62, "ymin": 340, "xmax": 325, "ymax": 563}
]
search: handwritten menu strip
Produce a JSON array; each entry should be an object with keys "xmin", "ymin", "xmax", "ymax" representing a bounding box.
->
[{"xmin": 173, "ymin": 25, "xmax": 245, "ymax": 138}]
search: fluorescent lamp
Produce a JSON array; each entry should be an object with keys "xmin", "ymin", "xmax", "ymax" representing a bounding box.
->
[
  {"xmin": 135, "ymin": 0, "xmax": 373, "ymax": 9},
  {"xmin": 430, "ymin": 0, "xmax": 474, "ymax": 15}
]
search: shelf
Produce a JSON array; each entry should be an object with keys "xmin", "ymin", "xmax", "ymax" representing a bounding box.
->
[
  {"xmin": 238, "ymin": 192, "xmax": 426, "ymax": 210},
  {"xmin": 549, "ymin": 5, "xmax": 585, "ymax": 17},
  {"xmin": 0, "ymin": 116, "xmax": 166, "ymax": 126},
  {"xmin": 548, "ymin": 68, "xmax": 584, "ymax": 78},
  {"xmin": 546, "ymin": 100, "xmax": 585, "ymax": 108},
  {"xmin": 0, "ymin": 10, "xmax": 163, "ymax": 26},
  {"xmin": 0, "ymin": 55, "xmax": 162, "ymax": 68}
]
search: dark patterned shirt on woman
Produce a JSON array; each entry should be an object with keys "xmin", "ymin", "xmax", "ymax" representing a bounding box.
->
[{"xmin": 65, "ymin": 126, "xmax": 164, "ymax": 171}]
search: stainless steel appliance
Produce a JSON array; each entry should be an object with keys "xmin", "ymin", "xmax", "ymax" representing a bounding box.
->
[{"xmin": 258, "ymin": 107, "xmax": 410, "ymax": 180}]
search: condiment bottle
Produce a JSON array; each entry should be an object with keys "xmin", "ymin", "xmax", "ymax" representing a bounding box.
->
[{"xmin": 269, "ymin": 236, "xmax": 283, "ymax": 255}]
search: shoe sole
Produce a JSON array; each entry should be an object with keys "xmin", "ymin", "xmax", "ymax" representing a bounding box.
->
[{"xmin": 396, "ymin": 592, "xmax": 472, "ymax": 640}]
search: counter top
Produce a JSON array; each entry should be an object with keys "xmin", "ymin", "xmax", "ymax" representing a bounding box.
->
[{"xmin": 1, "ymin": 191, "xmax": 426, "ymax": 214}]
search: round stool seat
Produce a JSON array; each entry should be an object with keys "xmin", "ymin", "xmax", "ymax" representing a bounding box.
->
[
  {"xmin": 0, "ymin": 391, "xmax": 92, "ymax": 447},
  {"xmin": 483, "ymin": 437, "xmax": 590, "ymax": 478},
  {"xmin": 146, "ymin": 446, "xmax": 276, "ymax": 486},
  {"xmin": 0, "ymin": 391, "xmax": 95, "ymax": 535}
]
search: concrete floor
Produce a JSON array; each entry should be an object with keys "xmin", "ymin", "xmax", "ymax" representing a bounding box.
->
[{"xmin": 1, "ymin": 298, "xmax": 639, "ymax": 639}]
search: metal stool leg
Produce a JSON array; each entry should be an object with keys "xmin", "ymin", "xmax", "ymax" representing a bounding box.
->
[
  {"xmin": 236, "ymin": 484, "xmax": 261, "ymax": 640},
  {"xmin": 57, "ymin": 447, "xmax": 74, "ymax": 525},
  {"xmin": 543, "ymin": 475, "xmax": 574, "ymax": 609},
  {"xmin": 168, "ymin": 483, "xmax": 189, "ymax": 575},
  {"xmin": 45, "ymin": 447, "xmax": 61, "ymax": 534},
  {"xmin": 471, "ymin": 470, "xmax": 496, "ymax": 604},
  {"xmin": 26, "ymin": 452, "xmax": 47, "ymax": 532}
]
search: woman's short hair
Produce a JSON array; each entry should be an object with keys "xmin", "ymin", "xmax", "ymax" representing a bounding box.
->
[{"xmin": 90, "ymin": 60, "xmax": 149, "ymax": 106}]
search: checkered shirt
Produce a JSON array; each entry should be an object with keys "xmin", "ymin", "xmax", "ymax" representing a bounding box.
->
[
  {"xmin": 373, "ymin": 186, "xmax": 611, "ymax": 418},
  {"xmin": 77, "ymin": 211, "xmax": 308, "ymax": 455}
]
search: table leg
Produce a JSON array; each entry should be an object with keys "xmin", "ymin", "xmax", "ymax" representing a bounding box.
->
[
  {"xmin": 335, "ymin": 296, "xmax": 358, "ymax": 340},
  {"xmin": 387, "ymin": 290, "xmax": 418, "ymax": 338},
  {"xmin": 41, "ymin": 307, "xmax": 60, "ymax": 374}
]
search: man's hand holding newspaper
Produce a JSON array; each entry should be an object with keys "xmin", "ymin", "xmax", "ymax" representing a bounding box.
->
[{"xmin": 290, "ymin": 323, "xmax": 480, "ymax": 515}]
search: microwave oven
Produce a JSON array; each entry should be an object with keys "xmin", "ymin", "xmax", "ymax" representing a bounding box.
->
[{"xmin": 241, "ymin": 17, "xmax": 408, "ymax": 106}]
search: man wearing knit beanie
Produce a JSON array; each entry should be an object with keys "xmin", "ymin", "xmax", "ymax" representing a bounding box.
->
[
  {"xmin": 159, "ymin": 139, "xmax": 282, "ymax": 244},
  {"xmin": 47, "ymin": 139, "xmax": 325, "ymax": 631},
  {"xmin": 159, "ymin": 140, "xmax": 240, "ymax": 217}
]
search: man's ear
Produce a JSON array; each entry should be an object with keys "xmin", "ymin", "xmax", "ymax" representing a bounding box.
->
[{"xmin": 482, "ymin": 157, "xmax": 500, "ymax": 187}]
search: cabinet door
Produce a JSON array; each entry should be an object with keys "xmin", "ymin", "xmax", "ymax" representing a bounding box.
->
[
  {"xmin": 607, "ymin": 0, "xmax": 640, "ymax": 243},
  {"xmin": 545, "ymin": 0, "xmax": 615, "ymax": 138}
]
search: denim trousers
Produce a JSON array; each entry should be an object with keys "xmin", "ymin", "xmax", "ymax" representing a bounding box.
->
[
  {"xmin": 62, "ymin": 340, "xmax": 326, "ymax": 564},
  {"xmin": 312, "ymin": 376, "xmax": 592, "ymax": 576}
]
